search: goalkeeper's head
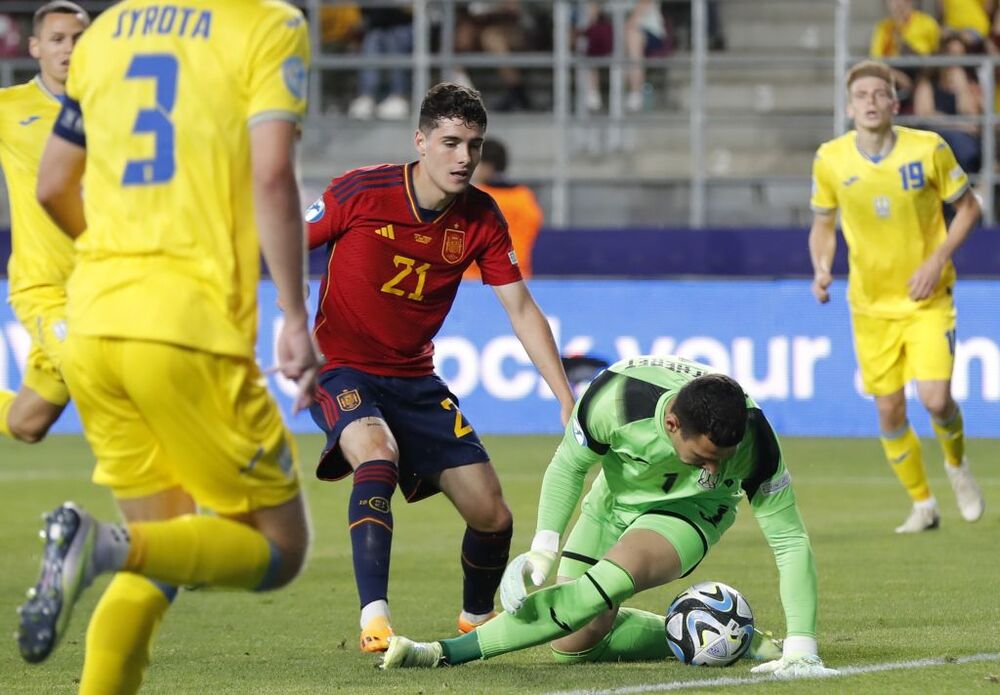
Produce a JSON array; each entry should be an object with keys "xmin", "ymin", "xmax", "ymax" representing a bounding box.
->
[{"xmin": 665, "ymin": 374, "xmax": 748, "ymax": 473}]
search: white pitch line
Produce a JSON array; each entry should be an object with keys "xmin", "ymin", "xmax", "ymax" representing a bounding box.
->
[
  {"xmin": 541, "ymin": 652, "xmax": 1000, "ymax": 695},
  {"xmin": 0, "ymin": 470, "xmax": 89, "ymax": 482}
]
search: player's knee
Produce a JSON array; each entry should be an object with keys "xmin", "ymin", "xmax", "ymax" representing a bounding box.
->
[
  {"xmin": 256, "ymin": 511, "xmax": 311, "ymax": 590},
  {"xmin": 467, "ymin": 497, "xmax": 512, "ymax": 533},
  {"xmin": 921, "ymin": 393, "xmax": 953, "ymax": 420},
  {"xmin": 263, "ymin": 535, "xmax": 310, "ymax": 590}
]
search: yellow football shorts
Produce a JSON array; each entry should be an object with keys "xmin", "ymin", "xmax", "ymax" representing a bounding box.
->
[
  {"xmin": 61, "ymin": 335, "xmax": 300, "ymax": 515},
  {"xmin": 851, "ymin": 307, "xmax": 957, "ymax": 396},
  {"xmin": 8, "ymin": 286, "xmax": 71, "ymax": 407}
]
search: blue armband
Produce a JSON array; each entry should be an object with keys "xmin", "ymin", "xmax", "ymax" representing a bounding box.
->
[{"xmin": 52, "ymin": 95, "xmax": 86, "ymax": 148}]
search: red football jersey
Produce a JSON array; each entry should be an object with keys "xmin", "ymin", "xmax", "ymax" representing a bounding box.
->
[{"xmin": 307, "ymin": 162, "xmax": 522, "ymax": 376}]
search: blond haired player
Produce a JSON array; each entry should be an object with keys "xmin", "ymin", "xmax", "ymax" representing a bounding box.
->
[
  {"xmin": 17, "ymin": 2, "xmax": 320, "ymax": 693},
  {"xmin": 0, "ymin": 2, "xmax": 88, "ymax": 442},
  {"xmin": 809, "ymin": 59, "xmax": 984, "ymax": 534}
]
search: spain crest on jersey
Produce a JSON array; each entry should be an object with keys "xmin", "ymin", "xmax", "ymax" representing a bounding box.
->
[
  {"xmin": 336, "ymin": 388, "xmax": 361, "ymax": 411},
  {"xmin": 442, "ymin": 228, "xmax": 466, "ymax": 264}
]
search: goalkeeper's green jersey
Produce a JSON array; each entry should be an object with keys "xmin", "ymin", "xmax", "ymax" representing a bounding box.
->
[{"xmin": 538, "ymin": 355, "xmax": 794, "ymax": 534}]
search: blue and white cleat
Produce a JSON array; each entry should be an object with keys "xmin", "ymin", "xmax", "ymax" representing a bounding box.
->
[
  {"xmin": 380, "ymin": 636, "xmax": 444, "ymax": 669},
  {"xmin": 17, "ymin": 502, "xmax": 97, "ymax": 663}
]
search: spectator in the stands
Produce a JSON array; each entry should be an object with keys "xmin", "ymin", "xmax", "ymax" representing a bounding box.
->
[
  {"xmin": 577, "ymin": 1, "xmax": 672, "ymax": 113},
  {"xmin": 661, "ymin": 0, "xmax": 727, "ymax": 51},
  {"xmin": 938, "ymin": 0, "xmax": 993, "ymax": 52},
  {"xmin": 348, "ymin": 7, "xmax": 414, "ymax": 120},
  {"xmin": 913, "ymin": 36, "xmax": 984, "ymax": 172},
  {"xmin": 320, "ymin": 4, "xmax": 362, "ymax": 51},
  {"xmin": 870, "ymin": 0, "xmax": 942, "ymax": 103},
  {"xmin": 452, "ymin": 2, "xmax": 541, "ymax": 112},
  {"xmin": 465, "ymin": 138, "xmax": 543, "ymax": 281}
]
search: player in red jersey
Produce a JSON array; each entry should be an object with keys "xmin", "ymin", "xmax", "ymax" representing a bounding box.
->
[{"xmin": 306, "ymin": 83, "xmax": 575, "ymax": 653}]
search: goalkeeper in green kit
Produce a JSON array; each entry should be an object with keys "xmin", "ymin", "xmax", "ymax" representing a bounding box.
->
[{"xmin": 382, "ymin": 355, "xmax": 838, "ymax": 678}]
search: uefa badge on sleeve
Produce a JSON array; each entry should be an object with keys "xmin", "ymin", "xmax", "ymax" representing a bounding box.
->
[{"xmin": 305, "ymin": 197, "xmax": 325, "ymax": 223}]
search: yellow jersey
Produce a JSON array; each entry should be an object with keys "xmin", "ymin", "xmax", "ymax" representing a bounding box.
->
[
  {"xmin": 0, "ymin": 76, "xmax": 75, "ymax": 295},
  {"xmin": 941, "ymin": 0, "xmax": 990, "ymax": 37},
  {"xmin": 869, "ymin": 11, "xmax": 940, "ymax": 57},
  {"xmin": 811, "ymin": 126, "xmax": 968, "ymax": 318},
  {"xmin": 60, "ymin": 0, "xmax": 309, "ymax": 358}
]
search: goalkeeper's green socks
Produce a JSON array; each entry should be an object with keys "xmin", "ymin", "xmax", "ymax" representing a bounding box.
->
[{"xmin": 439, "ymin": 559, "xmax": 636, "ymax": 665}]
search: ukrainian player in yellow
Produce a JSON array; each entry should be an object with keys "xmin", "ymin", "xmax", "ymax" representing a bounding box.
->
[
  {"xmin": 809, "ymin": 60, "xmax": 984, "ymax": 535},
  {"xmin": 0, "ymin": 2, "xmax": 88, "ymax": 442},
  {"xmin": 19, "ymin": 2, "xmax": 321, "ymax": 693}
]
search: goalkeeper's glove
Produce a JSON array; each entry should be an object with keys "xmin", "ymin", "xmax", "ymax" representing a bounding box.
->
[
  {"xmin": 750, "ymin": 636, "xmax": 838, "ymax": 679},
  {"xmin": 499, "ymin": 530, "xmax": 559, "ymax": 614}
]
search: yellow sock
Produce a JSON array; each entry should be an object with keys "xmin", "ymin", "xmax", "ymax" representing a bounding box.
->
[
  {"xmin": 79, "ymin": 573, "xmax": 174, "ymax": 695},
  {"xmin": 0, "ymin": 389, "xmax": 14, "ymax": 437},
  {"xmin": 932, "ymin": 407, "xmax": 965, "ymax": 468},
  {"xmin": 126, "ymin": 514, "xmax": 275, "ymax": 590},
  {"xmin": 880, "ymin": 424, "xmax": 931, "ymax": 502}
]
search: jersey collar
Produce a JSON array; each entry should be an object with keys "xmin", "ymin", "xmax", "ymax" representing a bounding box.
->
[
  {"xmin": 32, "ymin": 74, "xmax": 64, "ymax": 104},
  {"xmin": 854, "ymin": 126, "xmax": 897, "ymax": 164},
  {"xmin": 403, "ymin": 161, "xmax": 458, "ymax": 225}
]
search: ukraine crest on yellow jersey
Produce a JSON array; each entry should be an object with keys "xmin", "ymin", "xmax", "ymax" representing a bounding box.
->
[
  {"xmin": 810, "ymin": 126, "xmax": 968, "ymax": 318},
  {"xmin": 60, "ymin": 0, "xmax": 309, "ymax": 357},
  {"xmin": 0, "ymin": 77, "xmax": 75, "ymax": 294}
]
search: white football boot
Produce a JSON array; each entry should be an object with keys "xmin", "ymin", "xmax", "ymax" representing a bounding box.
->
[
  {"xmin": 894, "ymin": 499, "xmax": 940, "ymax": 534},
  {"xmin": 946, "ymin": 459, "xmax": 984, "ymax": 522},
  {"xmin": 380, "ymin": 636, "xmax": 444, "ymax": 669}
]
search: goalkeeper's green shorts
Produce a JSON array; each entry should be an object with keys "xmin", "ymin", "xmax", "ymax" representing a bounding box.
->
[{"xmin": 557, "ymin": 491, "xmax": 737, "ymax": 581}]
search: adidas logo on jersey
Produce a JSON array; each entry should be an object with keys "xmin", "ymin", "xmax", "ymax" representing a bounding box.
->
[{"xmin": 375, "ymin": 224, "xmax": 395, "ymax": 239}]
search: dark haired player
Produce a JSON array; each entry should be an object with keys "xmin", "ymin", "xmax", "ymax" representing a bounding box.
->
[
  {"xmin": 382, "ymin": 355, "xmax": 837, "ymax": 679},
  {"xmin": 305, "ymin": 82, "xmax": 575, "ymax": 652}
]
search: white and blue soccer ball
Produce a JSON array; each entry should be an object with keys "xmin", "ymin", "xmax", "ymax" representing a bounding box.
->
[{"xmin": 664, "ymin": 581, "xmax": 754, "ymax": 667}]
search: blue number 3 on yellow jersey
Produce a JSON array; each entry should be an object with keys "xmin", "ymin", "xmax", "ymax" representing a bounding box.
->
[{"xmin": 122, "ymin": 54, "xmax": 177, "ymax": 186}]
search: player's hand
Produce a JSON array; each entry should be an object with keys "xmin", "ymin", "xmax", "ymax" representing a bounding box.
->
[
  {"xmin": 276, "ymin": 311, "xmax": 322, "ymax": 413},
  {"xmin": 750, "ymin": 653, "xmax": 838, "ymax": 679},
  {"xmin": 908, "ymin": 255, "xmax": 945, "ymax": 301},
  {"xmin": 811, "ymin": 270, "xmax": 833, "ymax": 304},
  {"xmin": 500, "ymin": 550, "xmax": 557, "ymax": 614}
]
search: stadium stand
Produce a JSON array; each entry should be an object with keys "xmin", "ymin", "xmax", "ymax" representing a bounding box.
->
[{"xmin": 2, "ymin": 0, "xmax": 998, "ymax": 233}]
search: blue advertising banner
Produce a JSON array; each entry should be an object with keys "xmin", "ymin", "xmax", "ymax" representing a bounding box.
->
[{"xmin": 2, "ymin": 279, "xmax": 997, "ymax": 437}]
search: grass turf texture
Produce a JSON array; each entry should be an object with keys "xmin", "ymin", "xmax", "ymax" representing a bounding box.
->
[{"xmin": 1, "ymin": 434, "xmax": 998, "ymax": 694}]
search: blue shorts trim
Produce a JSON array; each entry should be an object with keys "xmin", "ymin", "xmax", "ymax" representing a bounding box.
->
[{"xmin": 309, "ymin": 367, "xmax": 489, "ymax": 502}]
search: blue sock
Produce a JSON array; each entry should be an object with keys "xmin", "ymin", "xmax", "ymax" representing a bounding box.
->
[
  {"xmin": 349, "ymin": 460, "xmax": 397, "ymax": 608},
  {"xmin": 461, "ymin": 524, "xmax": 513, "ymax": 615}
]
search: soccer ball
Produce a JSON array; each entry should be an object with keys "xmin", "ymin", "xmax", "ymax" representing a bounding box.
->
[{"xmin": 664, "ymin": 581, "xmax": 754, "ymax": 667}]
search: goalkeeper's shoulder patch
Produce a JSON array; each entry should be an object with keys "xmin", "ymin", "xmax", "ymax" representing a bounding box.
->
[
  {"xmin": 741, "ymin": 408, "xmax": 782, "ymax": 502},
  {"xmin": 575, "ymin": 369, "xmax": 617, "ymax": 455}
]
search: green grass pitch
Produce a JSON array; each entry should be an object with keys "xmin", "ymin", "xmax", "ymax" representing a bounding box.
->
[{"xmin": 1, "ymin": 434, "xmax": 998, "ymax": 694}]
